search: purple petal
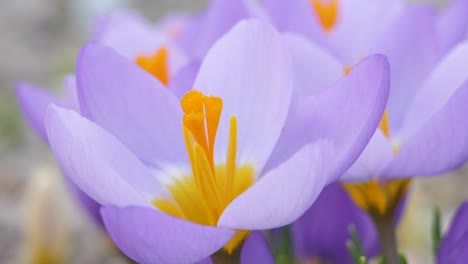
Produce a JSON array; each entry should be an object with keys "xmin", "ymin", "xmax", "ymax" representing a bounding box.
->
[
  {"xmin": 66, "ymin": 179, "xmax": 103, "ymax": 227},
  {"xmin": 398, "ymin": 41, "xmax": 468, "ymax": 142},
  {"xmin": 46, "ymin": 105, "xmax": 165, "ymax": 207},
  {"xmin": 177, "ymin": 0, "xmax": 250, "ymax": 59},
  {"xmin": 342, "ymin": 130, "xmax": 393, "ymax": 181},
  {"xmin": 16, "ymin": 78, "xmax": 78, "ymax": 143},
  {"xmin": 218, "ymin": 140, "xmax": 331, "ymax": 230},
  {"xmin": 93, "ymin": 11, "xmax": 165, "ymax": 59},
  {"xmin": 436, "ymin": 0, "xmax": 468, "ymax": 53},
  {"xmin": 372, "ymin": 6, "xmax": 438, "ymax": 133},
  {"xmin": 291, "ymin": 183, "xmax": 379, "ymax": 264},
  {"xmin": 101, "ymin": 205, "xmax": 235, "ymax": 264},
  {"xmin": 198, "ymin": 231, "xmax": 274, "ymax": 264},
  {"xmin": 284, "ymin": 33, "xmax": 343, "ymax": 95},
  {"xmin": 194, "ymin": 19, "xmax": 293, "ymax": 173},
  {"xmin": 438, "ymin": 201, "xmax": 468, "ymax": 264},
  {"xmin": 77, "ymin": 43, "xmax": 187, "ymax": 169},
  {"xmin": 382, "ymin": 80, "xmax": 468, "ymax": 179},
  {"xmin": 241, "ymin": 231, "xmax": 274, "ymax": 264},
  {"xmin": 263, "ymin": 0, "xmax": 322, "ymax": 43},
  {"xmin": 169, "ymin": 60, "xmax": 200, "ymax": 99},
  {"xmin": 265, "ymin": 54, "xmax": 390, "ymax": 182}
]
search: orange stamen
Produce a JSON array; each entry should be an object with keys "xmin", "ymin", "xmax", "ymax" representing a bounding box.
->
[
  {"xmin": 135, "ymin": 47, "xmax": 170, "ymax": 86},
  {"xmin": 310, "ymin": 0, "xmax": 339, "ymax": 32}
]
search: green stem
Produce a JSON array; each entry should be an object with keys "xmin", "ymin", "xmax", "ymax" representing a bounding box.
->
[
  {"xmin": 211, "ymin": 247, "xmax": 242, "ymax": 264},
  {"xmin": 374, "ymin": 216, "xmax": 400, "ymax": 264}
]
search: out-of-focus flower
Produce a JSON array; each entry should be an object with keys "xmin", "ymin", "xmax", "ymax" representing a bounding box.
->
[
  {"xmin": 290, "ymin": 183, "xmax": 379, "ymax": 264},
  {"xmin": 43, "ymin": 19, "xmax": 389, "ymax": 263},
  {"xmin": 23, "ymin": 166, "xmax": 71, "ymax": 264},
  {"xmin": 438, "ymin": 202, "xmax": 468, "ymax": 264},
  {"xmin": 264, "ymin": 0, "xmax": 468, "ymax": 261}
]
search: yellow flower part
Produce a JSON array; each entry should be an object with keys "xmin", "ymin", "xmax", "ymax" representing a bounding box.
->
[
  {"xmin": 153, "ymin": 90, "xmax": 255, "ymax": 253},
  {"xmin": 310, "ymin": 0, "xmax": 339, "ymax": 32},
  {"xmin": 135, "ymin": 46, "xmax": 170, "ymax": 86},
  {"xmin": 344, "ymin": 110, "xmax": 411, "ymax": 217},
  {"xmin": 343, "ymin": 179, "xmax": 411, "ymax": 218}
]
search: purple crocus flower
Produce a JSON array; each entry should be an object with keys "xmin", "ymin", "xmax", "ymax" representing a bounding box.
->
[
  {"xmin": 291, "ymin": 183, "xmax": 379, "ymax": 264},
  {"xmin": 263, "ymin": 0, "xmax": 468, "ymax": 261},
  {"xmin": 42, "ymin": 19, "xmax": 389, "ymax": 263},
  {"xmin": 438, "ymin": 202, "xmax": 468, "ymax": 264}
]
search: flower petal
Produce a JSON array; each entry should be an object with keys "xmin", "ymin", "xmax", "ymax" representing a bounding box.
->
[
  {"xmin": 438, "ymin": 202, "xmax": 468, "ymax": 264},
  {"xmin": 177, "ymin": 0, "xmax": 250, "ymax": 59},
  {"xmin": 218, "ymin": 140, "xmax": 331, "ymax": 230},
  {"xmin": 382, "ymin": 81, "xmax": 468, "ymax": 179},
  {"xmin": 372, "ymin": 6, "xmax": 438, "ymax": 133},
  {"xmin": 241, "ymin": 231, "xmax": 275, "ymax": 264},
  {"xmin": 77, "ymin": 43, "xmax": 187, "ymax": 169},
  {"xmin": 342, "ymin": 130, "xmax": 393, "ymax": 181},
  {"xmin": 101, "ymin": 205, "xmax": 235, "ymax": 264},
  {"xmin": 194, "ymin": 19, "xmax": 293, "ymax": 173},
  {"xmin": 16, "ymin": 78, "xmax": 78, "ymax": 143},
  {"xmin": 46, "ymin": 105, "xmax": 166, "ymax": 207},
  {"xmin": 169, "ymin": 61, "xmax": 200, "ymax": 99},
  {"xmin": 265, "ymin": 54, "xmax": 390, "ymax": 182},
  {"xmin": 436, "ymin": 0, "xmax": 468, "ymax": 53},
  {"xmin": 398, "ymin": 41, "xmax": 468, "ymax": 142},
  {"xmin": 284, "ymin": 33, "xmax": 343, "ymax": 95},
  {"xmin": 94, "ymin": 11, "xmax": 165, "ymax": 59},
  {"xmin": 291, "ymin": 183, "xmax": 379, "ymax": 264}
]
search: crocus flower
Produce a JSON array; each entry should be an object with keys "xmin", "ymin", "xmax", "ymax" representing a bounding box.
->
[
  {"xmin": 290, "ymin": 183, "xmax": 379, "ymax": 264},
  {"xmin": 43, "ymin": 18, "xmax": 389, "ymax": 263},
  {"xmin": 264, "ymin": 0, "xmax": 468, "ymax": 261},
  {"xmin": 438, "ymin": 202, "xmax": 468, "ymax": 264}
]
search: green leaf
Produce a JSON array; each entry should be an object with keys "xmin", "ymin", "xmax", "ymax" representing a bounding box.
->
[{"xmin": 347, "ymin": 225, "xmax": 367, "ymax": 264}]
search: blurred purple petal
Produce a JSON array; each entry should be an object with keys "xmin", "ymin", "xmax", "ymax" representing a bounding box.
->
[
  {"xmin": 16, "ymin": 77, "xmax": 78, "ymax": 143},
  {"xmin": 343, "ymin": 130, "xmax": 393, "ymax": 181},
  {"xmin": 291, "ymin": 183, "xmax": 379, "ymax": 264},
  {"xmin": 169, "ymin": 60, "xmax": 200, "ymax": 99},
  {"xmin": 101, "ymin": 205, "xmax": 235, "ymax": 264},
  {"xmin": 398, "ymin": 41, "xmax": 468, "ymax": 142},
  {"xmin": 284, "ymin": 33, "xmax": 343, "ymax": 95},
  {"xmin": 178, "ymin": 0, "xmax": 251, "ymax": 59},
  {"xmin": 372, "ymin": 6, "xmax": 438, "ymax": 132},
  {"xmin": 77, "ymin": 43, "xmax": 188, "ymax": 169},
  {"xmin": 436, "ymin": 0, "xmax": 468, "ymax": 53},
  {"xmin": 438, "ymin": 202, "xmax": 468, "ymax": 264},
  {"xmin": 383, "ymin": 81, "xmax": 468, "ymax": 179}
]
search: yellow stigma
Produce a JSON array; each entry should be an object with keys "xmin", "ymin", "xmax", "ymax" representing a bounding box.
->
[
  {"xmin": 136, "ymin": 46, "xmax": 170, "ymax": 86},
  {"xmin": 310, "ymin": 0, "xmax": 339, "ymax": 32},
  {"xmin": 343, "ymin": 66, "xmax": 353, "ymax": 75},
  {"xmin": 379, "ymin": 110, "xmax": 391, "ymax": 139},
  {"xmin": 153, "ymin": 90, "xmax": 254, "ymax": 253},
  {"xmin": 343, "ymin": 179, "xmax": 411, "ymax": 218}
]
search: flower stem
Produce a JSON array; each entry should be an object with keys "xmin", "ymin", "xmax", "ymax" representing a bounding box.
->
[
  {"xmin": 374, "ymin": 216, "xmax": 400, "ymax": 264},
  {"xmin": 211, "ymin": 247, "xmax": 242, "ymax": 264}
]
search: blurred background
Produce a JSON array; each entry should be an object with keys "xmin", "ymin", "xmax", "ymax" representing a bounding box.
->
[{"xmin": 0, "ymin": 0, "xmax": 464, "ymax": 263}]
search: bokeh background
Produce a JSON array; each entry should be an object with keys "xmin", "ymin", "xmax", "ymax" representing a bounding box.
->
[{"xmin": 0, "ymin": 0, "xmax": 464, "ymax": 263}]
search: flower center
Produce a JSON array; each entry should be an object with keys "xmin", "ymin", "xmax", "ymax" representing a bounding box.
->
[
  {"xmin": 310, "ymin": 0, "xmax": 339, "ymax": 32},
  {"xmin": 343, "ymin": 111, "xmax": 411, "ymax": 218},
  {"xmin": 135, "ymin": 47, "xmax": 170, "ymax": 86},
  {"xmin": 153, "ymin": 90, "xmax": 255, "ymax": 253}
]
